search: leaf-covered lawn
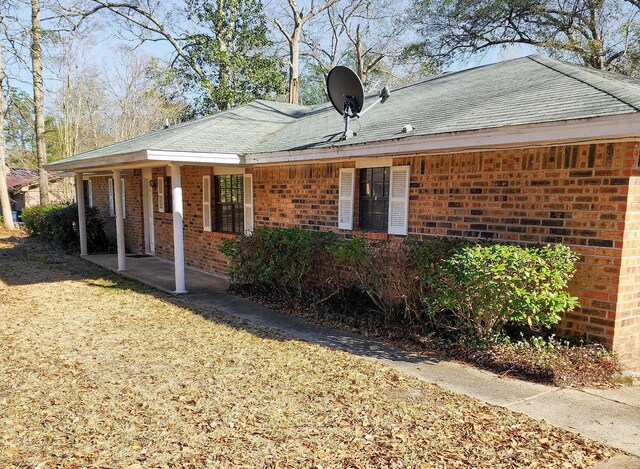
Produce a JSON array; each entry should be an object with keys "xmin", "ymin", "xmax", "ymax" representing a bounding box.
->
[{"xmin": 0, "ymin": 232, "xmax": 614, "ymax": 467}]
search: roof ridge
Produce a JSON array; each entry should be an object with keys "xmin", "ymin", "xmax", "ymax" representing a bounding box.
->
[{"xmin": 528, "ymin": 55, "xmax": 640, "ymax": 112}]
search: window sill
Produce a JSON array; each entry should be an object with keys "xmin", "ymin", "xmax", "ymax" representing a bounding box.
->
[
  {"xmin": 353, "ymin": 230, "xmax": 390, "ymax": 241},
  {"xmin": 209, "ymin": 231, "xmax": 238, "ymax": 239}
]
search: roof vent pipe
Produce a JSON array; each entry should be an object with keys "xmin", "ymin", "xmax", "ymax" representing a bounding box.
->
[{"xmin": 402, "ymin": 124, "xmax": 414, "ymax": 133}]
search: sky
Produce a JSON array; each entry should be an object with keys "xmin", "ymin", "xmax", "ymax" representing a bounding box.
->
[{"xmin": 4, "ymin": 0, "xmax": 537, "ymax": 112}]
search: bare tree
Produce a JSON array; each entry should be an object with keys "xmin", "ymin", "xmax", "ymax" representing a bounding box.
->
[
  {"xmin": 0, "ymin": 36, "xmax": 16, "ymax": 230},
  {"xmin": 340, "ymin": 0, "xmax": 391, "ymax": 86},
  {"xmin": 47, "ymin": 36, "xmax": 186, "ymax": 157},
  {"xmin": 275, "ymin": 0, "xmax": 339, "ymax": 104},
  {"xmin": 31, "ymin": 0, "xmax": 49, "ymax": 204},
  {"xmin": 105, "ymin": 50, "xmax": 185, "ymax": 141},
  {"xmin": 72, "ymin": 0, "xmax": 209, "ymax": 82}
]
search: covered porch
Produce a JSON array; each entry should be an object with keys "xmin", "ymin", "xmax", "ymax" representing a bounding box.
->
[
  {"xmin": 84, "ymin": 253, "xmax": 228, "ymax": 295},
  {"xmin": 63, "ymin": 151, "xmax": 244, "ymax": 294}
]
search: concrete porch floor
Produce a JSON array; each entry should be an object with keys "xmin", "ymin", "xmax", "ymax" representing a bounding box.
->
[{"xmin": 84, "ymin": 254, "xmax": 228, "ymax": 294}]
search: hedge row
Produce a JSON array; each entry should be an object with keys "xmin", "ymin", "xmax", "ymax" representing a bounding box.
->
[
  {"xmin": 221, "ymin": 228, "xmax": 580, "ymax": 341},
  {"xmin": 21, "ymin": 204, "xmax": 109, "ymax": 252}
]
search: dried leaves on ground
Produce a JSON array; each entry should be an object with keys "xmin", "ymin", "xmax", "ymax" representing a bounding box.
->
[
  {"xmin": 0, "ymin": 231, "xmax": 615, "ymax": 467},
  {"xmin": 235, "ymin": 288, "xmax": 626, "ymax": 388}
]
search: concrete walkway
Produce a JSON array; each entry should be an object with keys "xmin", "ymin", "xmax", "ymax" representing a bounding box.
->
[{"xmin": 84, "ymin": 254, "xmax": 640, "ymax": 460}]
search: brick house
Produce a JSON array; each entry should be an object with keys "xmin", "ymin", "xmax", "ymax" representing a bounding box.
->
[{"xmin": 47, "ymin": 55, "xmax": 640, "ymax": 370}]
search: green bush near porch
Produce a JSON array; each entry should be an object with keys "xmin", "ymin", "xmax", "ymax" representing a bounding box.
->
[
  {"xmin": 221, "ymin": 228, "xmax": 580, "ymax": 341},
  {"xmin": 22, "ymin": 204, "xmax": 109, "ymax": 252}
]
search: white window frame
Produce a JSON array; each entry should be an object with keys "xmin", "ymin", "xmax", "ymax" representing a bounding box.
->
[
  {"xmin": 203, "ymin": 175, "xmax": 212, "ymax": 231},
  {"xmin": 86, "ymin": 179, "xmax": 93, "ymax": 208},
  {"xmin": 108, "ymin": 178, "xmax": 115, "ymax": 217},
  {"xmin": 243, "ymin": 173, "xmax": 254, "ymax": 235},
  {"xmin": 121, "ymin": 177, "xmax": 126, "ymax": 220},
  {"xmin": 158, "ymin": 176, "xmax": 165, "ymax": 213}
]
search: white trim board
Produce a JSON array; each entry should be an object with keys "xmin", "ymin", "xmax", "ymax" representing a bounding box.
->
[
  {"xmin": 246, "ymin": 114, "xmax": 640, "ymax": 164},
  {"xmin": 47, "ymin": 150, "xmax": 243, "ymax": 172}
]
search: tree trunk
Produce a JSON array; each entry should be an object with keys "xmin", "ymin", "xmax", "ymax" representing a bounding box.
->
[
  {"xmin": 289, "ymin": 25, "xmax": 301, "ymax": 105},
  {"xmin": 31, "ymin": 0, "xmax": 49, "ymax": 205},
  {"xmin": 355, "ymin": 25, "xmax": 365, "ymax": 85},
  {"xmin": 0, "ymin": 44, "xmax": 16, "ymax": 230}
]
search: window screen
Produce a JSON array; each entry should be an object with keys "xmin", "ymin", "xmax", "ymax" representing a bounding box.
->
[
  {"xmin": 359, "ymin": 167, "xmax": 389, "ymax": 231},
  {"xmin": 214, "ymin": 174, "xmax": 244, "ymax": 234}
]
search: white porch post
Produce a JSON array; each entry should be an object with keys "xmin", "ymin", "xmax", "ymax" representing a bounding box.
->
[
  {"xmin": 75, "ymin": 172, "xmax": 88, "ymax": 256},
  {"xmin": 113, "ymin": 169, "xmax": 126, "ymax": 271},
  {"xmin": 171, "ymin": 164, "xmax": 186, "ymax": 293}
]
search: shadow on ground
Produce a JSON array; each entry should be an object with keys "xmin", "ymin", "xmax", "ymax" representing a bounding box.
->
[{"xmin": 0, "ymin": 233, "xmax": 436, "ymax": 366}]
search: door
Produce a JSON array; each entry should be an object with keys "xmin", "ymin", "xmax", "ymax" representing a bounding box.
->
[{"xmin": 142, "ymin": 168, "xmax": 155, "ymax": 254}]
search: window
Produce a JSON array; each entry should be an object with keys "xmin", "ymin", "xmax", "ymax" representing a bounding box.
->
[
  {"xmin": 215, "ymin": 174, "xmax": 244, "ymax": 234},
  {"xmin": 84, "ymin": 179, "xmax": 93, "ymax": 208},
  {"xmin": 358, "ymin": 167, "xmax": 390, "ymax": 231},
  {"xmin": 158, "ymin": 176, "xmax": 172, "ymax": 213},
  {"xmin": 108, "ymin": 179, "xmax": 115, "ymax": 216},
  {"xmin": 121, "ymin": 178, "xmax": 126, "ymax": 219},
  {"xmin": 108, "ymin": 178, "xmax": 126, "ymax": 218},
  {"xmin": 203, "ymin": 175, "xmax": 212, "ymax": 231},
  {"xmin": 165, "ymin": 176, "xmax": 173, "ymax": 213},
  {"xmin": 157, "ymin": 177, "xmax": 164, "ymax": 212}
]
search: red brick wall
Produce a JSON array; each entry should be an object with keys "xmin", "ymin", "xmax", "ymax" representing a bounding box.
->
[
  {"xmin": 252, "ymin": 162, "xmax": 349, "ymax": 230},
  {"xmin": 182, "ymin": 166, "xmax": 233, "ymax": 273},
  {"xmin": 151, "ymin": 167, "xmax": 174, "ymax": 261},
  {"xmin": 615, "ymin": 175, "xmax": 640, "ymax": 369},
  {"xmin": 123, "ymin": 170, "xmax": 144, "ymax": 254},
  {"xmin": 87, "ymin": 141, "xmax": 640, "ymax": 369},
  {"xmin": 252, "ymin": 143, "xmax": 640, "ymax": 368},
  {"xmin": 396, "ymin": 142, "xmax": 638, "ymax": 368},
  {"xmin": 150, "ymin": 166, "xmax": 232, "ymax": 273},
  {"xmin": 88, "ymin": 173, "xmax": 144, "ymax": 254}
]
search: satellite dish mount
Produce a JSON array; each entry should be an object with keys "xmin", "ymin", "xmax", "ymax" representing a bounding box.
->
[{"xmin": 326, "ymin": 66, "xmax": 390, "ymax": 140}]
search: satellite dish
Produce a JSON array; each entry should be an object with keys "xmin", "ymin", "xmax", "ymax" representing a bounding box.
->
[
  {"xmin": 326, "ymin": 66, "xmax": 365, "ymax": 118},
  {"xmin": 326, "ymin": 66, "xmax": 390, "ymax": 140}
]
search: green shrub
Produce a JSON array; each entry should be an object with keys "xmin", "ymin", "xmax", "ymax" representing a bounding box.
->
[
  {"xmin": 221, "ymin": 228, "xmax": 580, "ymax": 342},
  {"xmin": 221, "ymin": 227, "xmax": 340, "ymax": 300},
  {"xmin": 22, "ymin": 204, "xmax": 108, "ymax": 252},
  {"xmin": 423, "ymin": 243, "xmax": 580, "ymax": 341},
  {"xmin": 22, "ymin": 205, "xmax": 59, "ymax": 236}
]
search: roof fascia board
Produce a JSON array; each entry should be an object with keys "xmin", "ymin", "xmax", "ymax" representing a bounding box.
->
[
  {"xmin": 46, "ymin": 151, "xmax": 148, "ymax": 171},
  {"xmin": 47, "ymin": 150, "xmax": 243, "ymax": 172},
  {"xmin": 147, "ymin": 150, "xmax": 243, "ymax": 164},
  {"xmin": 247, "ymin": 114, "xmax": 640, "ymax": 164}
]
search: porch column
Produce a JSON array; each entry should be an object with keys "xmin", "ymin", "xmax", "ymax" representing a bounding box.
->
[
  {"xmin": 171, "ymin": 164, "xmax": 186, "ymax": 293},
  {"xmin": 113, "ymin": 169, "xmax": 126, "ymax": 271},
  {"xmin": 75, "ymin": 172, "xmax": 87, "ymax": 256}
]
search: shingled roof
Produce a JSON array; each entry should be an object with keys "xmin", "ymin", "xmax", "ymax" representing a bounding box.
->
[
  {"xmin": 47, "ymin": 55, "xmax": 640, "ymax": 170},
  {"xmin": 6, "ymin": 168, "xmax": 63, "ymax": 191}
]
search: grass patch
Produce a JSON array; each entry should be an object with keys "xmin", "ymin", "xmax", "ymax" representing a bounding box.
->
[{"xmin": 0, "ymin": 231, "xmax": 617, "ymax": 467}]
